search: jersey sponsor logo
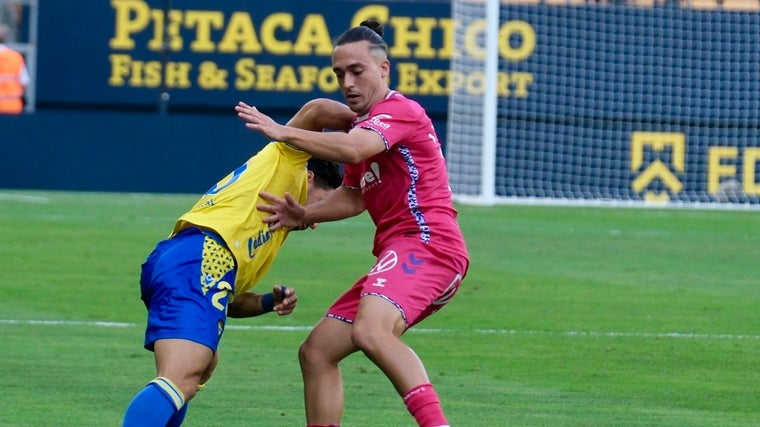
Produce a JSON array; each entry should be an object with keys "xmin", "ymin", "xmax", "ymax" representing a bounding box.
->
[
  {"xmin": 371, "ymin": 277, "xmax": 388, "ymax": 287},
  {"xmin": 369, "ymin": 250, "xmax": 398, "ymax": 275},
  {"xmin": 197, "ymin": 198, "xmax": 216, "ymax": 208},
  {"xmin": 247, "ymin": 229, "xmax": 272, "ymax": 258},
  {"xmin": 360, "ymin": 161, "xmax": 382, "ymax": 192},
  {"xmin": 368, "ymin": 113, "xmax": 392, "ymax": 129}
]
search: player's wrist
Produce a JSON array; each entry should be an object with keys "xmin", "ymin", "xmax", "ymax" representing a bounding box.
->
[
  {"xmin": 261, "ymin": 286, "xmax": 288, "ymax": 313},
  {"xmin": 261, "ymin": 293, "xmax": 275, "ymax": 313}
]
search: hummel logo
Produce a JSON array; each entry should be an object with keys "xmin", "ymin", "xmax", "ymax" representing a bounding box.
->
[{"xmin": 402, "ymin": 253, "xmax": 424, "ymax": 274}]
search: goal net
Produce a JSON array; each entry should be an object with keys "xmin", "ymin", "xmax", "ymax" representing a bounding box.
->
[{"xmin": 446, "ymin": 0, "xmax": 760, "ymax": 208}]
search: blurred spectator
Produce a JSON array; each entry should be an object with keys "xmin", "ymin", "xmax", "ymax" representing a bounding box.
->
[
  {"xmin": 0, "ymin": 23, "xmax": 29, "ymax": 114},
  {"xmin": 0, "ymin": 1, "xmax": 21, "ymax": 43}
]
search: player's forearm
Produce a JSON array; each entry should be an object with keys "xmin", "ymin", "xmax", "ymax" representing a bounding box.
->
[
  {"xmin": 279, "ymin": 126, "xmax": 366, "ymax": 164},
  {"xmin": 238, "ymin": 101, "xmax": 375, "ymax": 162},
  {"xmin": 227, "ymin": 292, "xmax": 270, "ymax": 318},
  {"xmin": 280, "ymin": 99, "xmax": 361, "ymax": 161},
  {"xmin": 302, "ymin": 186, "xmax": 365, "ymax": 225}
]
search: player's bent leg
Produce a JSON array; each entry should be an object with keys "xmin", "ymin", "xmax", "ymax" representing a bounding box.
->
[
  {"xmin": 124, "ymin": 338, "xmax": 214, "ymax": 426},
  {"xmin": 352, "ymin": 296, "xmax": 449, "ymax": 427},
  {"xmin": 299, "ymin": 317, "xmax": 357, "ymax": 425},
  {"xmin": 154, "ymin": 338, "xmax": 216, "ymax": 402},
  {"xmin": 351, "ymin": 295, "xmax": 429, "ymax": 393},
  {"xmin": 162, "ymin": 351, "xmax": 217, "ymax": 427}
]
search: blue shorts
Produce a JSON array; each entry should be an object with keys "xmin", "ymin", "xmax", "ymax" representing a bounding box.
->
[{"xmin": 140, "ymin": 227, "xmax": 237, "ymax": 352}]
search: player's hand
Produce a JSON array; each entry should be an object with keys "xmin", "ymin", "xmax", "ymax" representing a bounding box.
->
[
  {"xmin": 236, "ymin": 102, "xmax": 286, "ymax": 141},
  {"xmin": 292, "ymin": 222, "xmax": 320, "ymax": 231},
  {"xmin": 273, "ymin": 284, "xmax": 297, "ymax": 316},
  {"xmin": 258, "ymin": 191, "xmax": 307, "ymax": 231}
]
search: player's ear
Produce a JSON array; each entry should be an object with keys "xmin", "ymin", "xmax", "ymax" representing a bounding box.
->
[
  {"xmin": 380, "ymin": 59, "xmax": 390, "ymax": 79},
  {"xmin": 306, "ymin": 170, "xmax": 315, "ymax": 183}
]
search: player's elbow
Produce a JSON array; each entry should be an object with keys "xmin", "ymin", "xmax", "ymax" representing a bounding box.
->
[
  {"xmin": 297, "ymin": 98, "xmax": 352, "ymax": 131},
  {"xmin": 340, "ymin": 148, "xmax": 369, "ymax": 164},
  {"xmin": 338, "ymin": 137, "xmax": 384, "ymax": 164}
]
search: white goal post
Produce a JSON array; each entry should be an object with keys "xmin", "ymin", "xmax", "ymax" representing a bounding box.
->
[{"xmin": 445, "ymin": 0, "xmax": 760, "ymax": 209}]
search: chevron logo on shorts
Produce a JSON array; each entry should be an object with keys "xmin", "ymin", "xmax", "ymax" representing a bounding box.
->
[{"xmin": 402, "ymin": 252, "xmax": 424, "ymax": 274}]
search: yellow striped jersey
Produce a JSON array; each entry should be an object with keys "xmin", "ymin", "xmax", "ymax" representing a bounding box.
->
[{"xmin": 172, "ymin": 142, "xmax": 310, "ymax": 295}]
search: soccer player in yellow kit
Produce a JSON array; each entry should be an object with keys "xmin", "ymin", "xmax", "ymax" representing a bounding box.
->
[{"xmin": 123, "ymin": 99, "xmax": 354, "ymax": 427}]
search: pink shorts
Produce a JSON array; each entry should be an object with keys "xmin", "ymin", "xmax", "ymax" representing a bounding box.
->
[{"xmin": 326, "ymin": 237, "xmax": 469, "ymax": 329}]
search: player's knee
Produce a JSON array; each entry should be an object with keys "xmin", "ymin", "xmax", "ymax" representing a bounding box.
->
[
  {"xmin": 351, "ymin": 321, "xmax": 387, "ymax": 355},
  {"xmin": 298, "ymin": 339, "xmax": 325, "ymax": 370},
  {"xmin": 153, "ymin": 375, "xmax": 196, "ymax": 404},
  {"xmin": 179, "ymin": 375, "xmax": 206, "ymax": 401},
  {"xmin": 299, "ymin": 334, "xmax": 349, "ymax": 371},
  {"xmin": 159, "ymin": 371, "xmax": 206, "ymax": 402},
  {"xmin": 181, "ymin": 386, "xmax": 198, "ymax": 402}
]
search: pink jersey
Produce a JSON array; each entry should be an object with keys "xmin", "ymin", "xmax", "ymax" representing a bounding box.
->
[{"xmin": 343, "ymin": 91, "xmax": 468, "ymax": 261}]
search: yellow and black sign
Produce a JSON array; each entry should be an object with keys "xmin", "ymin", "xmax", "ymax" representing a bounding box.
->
[{"xmin": 103, "ymin": 0, "xmax": 536, "ymax": 111}]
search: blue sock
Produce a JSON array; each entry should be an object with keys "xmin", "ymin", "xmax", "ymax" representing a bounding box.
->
[
  {"xmin": 123, "ymin": 377, "xmax": 185, "ymax": 427},
  {"xmin": 166, "ymin": 403, "xmax": 188, "ymax": 427}
]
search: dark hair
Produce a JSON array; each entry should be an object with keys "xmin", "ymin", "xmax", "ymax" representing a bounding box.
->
[
  {"xmin": 307, "ymin": 158, "xmax": 343, "ymax": 189},
  {"xmin": 334, "ymin": 19, "xmax": 388, "ymax": 56}
]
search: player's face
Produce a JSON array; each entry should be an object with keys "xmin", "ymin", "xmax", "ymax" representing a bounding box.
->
[{"xmin": 332, "ymin": 41, "xmax": 389, "ymax": 115}]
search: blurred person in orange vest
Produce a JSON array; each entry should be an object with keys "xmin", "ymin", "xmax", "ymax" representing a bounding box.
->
[{"xmin": 0, "ymin": 23, "xmax": 29, "ymax": 114}]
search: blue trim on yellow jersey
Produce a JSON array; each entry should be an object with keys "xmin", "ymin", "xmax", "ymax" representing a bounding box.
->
[{"xmin": 171, "ymin": 142, "xmax": 310, "ymax": 294}]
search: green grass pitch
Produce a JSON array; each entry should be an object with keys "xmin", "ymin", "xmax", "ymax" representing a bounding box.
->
[{"xmin": 1, "ymin": 190, "xmax": 758, "ymax": 426}]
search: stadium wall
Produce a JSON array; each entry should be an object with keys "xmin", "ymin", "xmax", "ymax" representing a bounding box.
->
[
  {"xmin": 2, "ymin": 0, "xmax": 757, "ymax": 198},
  {"xmin": 3, "ymin": 0, "xmax": 452, "ymax": 194}
]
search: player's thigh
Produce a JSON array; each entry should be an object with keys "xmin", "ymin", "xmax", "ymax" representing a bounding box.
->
[{"xmin": 355, "ymin": 294, "xmax": 406, "ymax": 337}]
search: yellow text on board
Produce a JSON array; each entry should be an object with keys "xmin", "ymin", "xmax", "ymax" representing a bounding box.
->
[{"xmin": 107, "ymin": 0, "xmax": 536, "ymax": 97}]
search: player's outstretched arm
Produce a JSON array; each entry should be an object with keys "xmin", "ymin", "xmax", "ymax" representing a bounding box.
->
[
  {"xmin": 258, "ymin": 186, "xmax": 364, "ymax": 232},
  {"xmin": 236, "ymin": 102, "xmax": 384, "ymax": 164},
  {"xmin": 227, "ymin": 285, "xmax": 297, "ymax": 318},
  {"xmin": 285, "ymin": 98, "xmax": 355, "ymax": 132}
]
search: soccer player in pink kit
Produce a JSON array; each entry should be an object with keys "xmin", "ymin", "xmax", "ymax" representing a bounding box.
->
[{"xmin": 236, "ymin": 19, "xmax": 469, "ymax": 427}]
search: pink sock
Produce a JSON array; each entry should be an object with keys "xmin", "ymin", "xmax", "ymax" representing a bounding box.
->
[{"xmin": 402, "ymin": 383, "xmax": 449, "ymax": 427}]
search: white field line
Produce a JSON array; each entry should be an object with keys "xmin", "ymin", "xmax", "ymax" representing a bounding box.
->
[
  {"xmin": 1, "ymin": 319, "xmax": 758, "ymax": 340},
  {"xmin": 0, "ymin": 193, "xmax": 50, "ymax": 203}
]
